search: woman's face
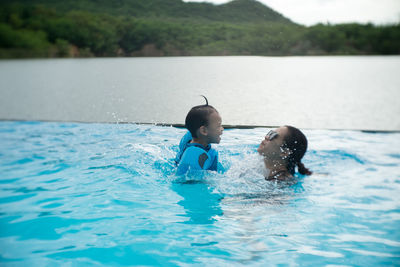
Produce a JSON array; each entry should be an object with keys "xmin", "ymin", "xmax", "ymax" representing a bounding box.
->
[{"xmin": 257, "ymin": 126, "xmax": 289, "ymax": 160}]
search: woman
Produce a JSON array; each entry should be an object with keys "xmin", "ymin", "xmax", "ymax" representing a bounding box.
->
[{"xmin": 257, "ymin": 125, "xmax": 312, "ymax": 180}]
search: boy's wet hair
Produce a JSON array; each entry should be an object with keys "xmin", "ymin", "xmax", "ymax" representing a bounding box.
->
[{"xmin": 185, "ymin": 96, "xmax": 217, "ymax": 138}]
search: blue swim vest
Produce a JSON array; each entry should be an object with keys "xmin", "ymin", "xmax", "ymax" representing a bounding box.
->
[{"xmin": 175, "ymin": 131, "xmax": 222, "ymax": 175}]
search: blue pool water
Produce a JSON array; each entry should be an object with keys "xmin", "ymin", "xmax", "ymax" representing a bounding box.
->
[{"xmin": 0, "ymin": 121, "xmax": 399, "ymax": 266}]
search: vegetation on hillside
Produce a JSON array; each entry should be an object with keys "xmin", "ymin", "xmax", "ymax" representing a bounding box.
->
[{"xmin": 0, "ymin": 0, "xmax": 399, "ymax": 58}]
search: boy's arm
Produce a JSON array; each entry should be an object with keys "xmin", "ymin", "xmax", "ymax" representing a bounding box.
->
[{"xmin": 207, "ymin": 149, "xmax": 225, "ymax": 173}]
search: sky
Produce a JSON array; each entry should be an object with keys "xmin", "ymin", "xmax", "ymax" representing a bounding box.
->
[{"xmin": 183, "ymin": 0, "xmax": 400, "ymax": 26}]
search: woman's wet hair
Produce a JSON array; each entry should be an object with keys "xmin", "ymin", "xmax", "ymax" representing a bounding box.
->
[
  {"xmin": 282, "ymin": 125, "xmax": 312, "ymax": 175},
  {"xmin": 185, "ymin": 96, "xmax": 217, "ymax": 138}
]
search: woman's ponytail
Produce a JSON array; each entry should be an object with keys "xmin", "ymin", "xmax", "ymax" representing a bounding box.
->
[{"xmin": 297, "ymin": 162, "xmax": 312, "ymax": 175}]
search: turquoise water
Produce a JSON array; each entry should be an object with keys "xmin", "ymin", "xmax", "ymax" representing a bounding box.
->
[{"xmin": 0, "ymin": 121, "xmax": 399, "ymax": 266}]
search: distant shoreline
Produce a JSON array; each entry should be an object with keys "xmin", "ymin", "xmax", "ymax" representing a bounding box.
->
[{"xmin": 1, "ymin": 54, "xmax": 400, "ymax": 60}]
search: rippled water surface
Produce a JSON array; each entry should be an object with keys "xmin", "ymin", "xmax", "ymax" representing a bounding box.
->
[{"xmin": 0, "ymin": 121, "xmax": 399, "ymax": 266}]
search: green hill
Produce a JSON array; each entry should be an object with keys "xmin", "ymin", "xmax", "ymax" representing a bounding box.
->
[
  {"xmin": 0, "ymin": 0, "xmax": 293, "ymax": 24},
  {"xmin": 0, "ymin": 0, "xmax": 399, "ymax": 57}
]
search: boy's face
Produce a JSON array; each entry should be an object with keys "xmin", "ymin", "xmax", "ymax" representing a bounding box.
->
[{"xmin": 205, "ymin": 111, "xmax": 223, "ymax": 144}]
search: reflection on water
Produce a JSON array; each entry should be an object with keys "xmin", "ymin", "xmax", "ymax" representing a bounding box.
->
[{"xmin": 172, "ymin": 181, "xmax": 223, "ymax": 224}]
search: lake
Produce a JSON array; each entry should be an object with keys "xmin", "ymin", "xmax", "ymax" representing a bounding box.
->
[{"xmin": 0, "ymin": 56, "xmax": 399, "ymax": 130}]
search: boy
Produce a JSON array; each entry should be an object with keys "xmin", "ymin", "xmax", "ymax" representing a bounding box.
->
[{"xmin": 175, "ymin": 97, "xmax": 224, "ymax": 175}]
